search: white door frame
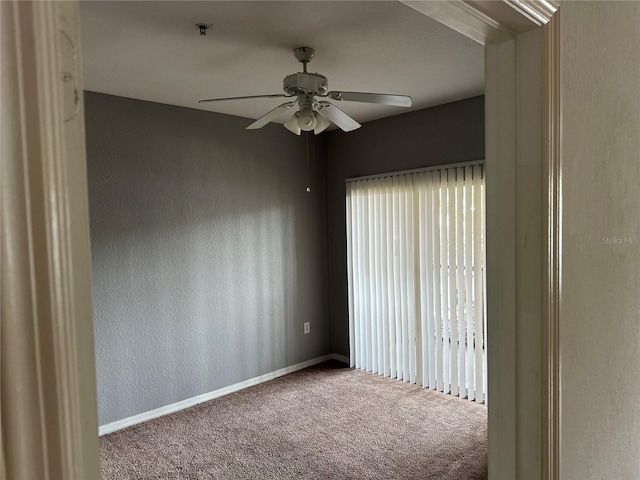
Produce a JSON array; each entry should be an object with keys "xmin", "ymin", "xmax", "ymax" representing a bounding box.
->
[
  {"xmin": 1, "ymin": 1, "xmax": 560, "ymax": 479},
  {"xmin": 1, "ymin": 1, "xmax": 99, "ymax": 478}
]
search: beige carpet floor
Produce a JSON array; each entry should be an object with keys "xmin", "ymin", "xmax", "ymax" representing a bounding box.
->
[{"xmin": 100, "ymin": 361, "xmax": 487, "ymax": 479}]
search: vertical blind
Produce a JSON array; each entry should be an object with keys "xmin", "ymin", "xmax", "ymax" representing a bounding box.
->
[{"xmin": 346, "ymin": 163, "xmax": 486, "ymax": 403}]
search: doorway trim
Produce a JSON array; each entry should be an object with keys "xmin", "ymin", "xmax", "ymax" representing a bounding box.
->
[
  {"xmin": 1, "ymin": 1, "xmax": 99, "ymax": 478},
  {"xmin": 541, "ymin": 13, "xmax": 561, "ymax": 480},
  {"xmin": 1, "ymin": 1, "xmax": 560, "ymax": 479}
]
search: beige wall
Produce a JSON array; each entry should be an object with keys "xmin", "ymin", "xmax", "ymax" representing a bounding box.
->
[{"xmin": 560, "ymin": 2, "xmax": 640, "ymax": 478}]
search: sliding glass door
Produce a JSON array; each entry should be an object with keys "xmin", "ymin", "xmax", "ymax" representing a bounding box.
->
[{"xmin": 346, "ymin": 163, "xmax": 486, "ymax": 403}]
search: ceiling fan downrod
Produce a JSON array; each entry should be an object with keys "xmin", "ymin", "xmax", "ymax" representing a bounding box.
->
[{"xmin": 293, "ymin": 46, "xmax": 315, "ymax": 73}]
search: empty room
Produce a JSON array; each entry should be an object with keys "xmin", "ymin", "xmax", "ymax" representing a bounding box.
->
[
  {"xmin": 7, "ymin": 2, "xmax": 640, "ymax": 479},
  {"xmin": 81, "ymin": 1, "xmax": 488, "ymax": 478}
]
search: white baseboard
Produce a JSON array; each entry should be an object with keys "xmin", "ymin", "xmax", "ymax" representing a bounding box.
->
[
  {"xmin": 99, "ymin": 354, "xmax": 337, "ymax": 436},
  {"xmin": 331, "ymin": 353, "xmax": 350, "ymax": 364}
]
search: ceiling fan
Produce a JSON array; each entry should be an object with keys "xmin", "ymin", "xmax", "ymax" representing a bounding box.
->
[{"xmin": 198, "ymin": 47, "xmax": 413, "ymax": 135}]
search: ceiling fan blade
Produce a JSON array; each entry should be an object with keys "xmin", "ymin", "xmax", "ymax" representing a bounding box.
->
[
  {"xmin": 317, "ymin": 102, "xmax": 361, "ymax": 132},
  {"xmin": 246, "ymin": 102, "xmax": 297, "ymax": 130},
  {"xmin": 326, "ymin": 91, "xmax": 412, "ymax": 107},
  {"xmin": 198, "ymin": 94, "xmax": 291, "ymax": 103}
]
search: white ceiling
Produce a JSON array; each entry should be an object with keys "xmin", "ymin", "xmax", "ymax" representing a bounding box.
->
[{"xmin": 80, "ymin": 1, "xmax": 484, "ymax": 126}]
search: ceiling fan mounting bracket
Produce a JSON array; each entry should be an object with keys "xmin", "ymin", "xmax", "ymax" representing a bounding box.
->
[{"xmin": 293, "ymin": 47, "xmax": 315, "ymax": 65}]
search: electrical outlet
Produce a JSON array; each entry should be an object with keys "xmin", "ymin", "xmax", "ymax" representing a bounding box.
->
[{"xmin": 303, "ymin": 322, "xmax": 310, "ymax": 334}]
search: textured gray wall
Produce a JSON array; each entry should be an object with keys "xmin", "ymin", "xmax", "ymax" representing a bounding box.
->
[
  {"xmin": 86, "ymin": 92, "xmax": 329, "ymax": 426},
  {"xmin": 326, "ymin": 96, "xmax": 485, "ymax": 356}
]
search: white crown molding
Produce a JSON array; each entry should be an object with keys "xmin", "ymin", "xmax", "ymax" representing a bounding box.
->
[
  {"xmin": 401, "ymin": 0, "xmax": 559, "ymax": 45},
  {"xmin": 503, "ymin": 0, "xmax": 559, "ymax": 26},
  {"xmin": 401, "ymin": 0, "xmax": 515, "ymax": 44}
]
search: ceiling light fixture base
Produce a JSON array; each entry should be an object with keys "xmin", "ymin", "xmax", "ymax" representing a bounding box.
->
[{"xmin": 293, "ymin": 46, "xmax": 315, "ymax": 64}]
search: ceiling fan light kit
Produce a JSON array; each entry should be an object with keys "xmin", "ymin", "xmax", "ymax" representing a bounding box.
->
[
  {"xmin": 198, "ymin": 47, "xmax": 413, "ymax": 135},
  {"xmin": 313, "ymin": 113, "xmax": 331, "ymax": 135},
  {"xmin": 284, "ymin": 113, "xmax": 302, "ymax": 135}
]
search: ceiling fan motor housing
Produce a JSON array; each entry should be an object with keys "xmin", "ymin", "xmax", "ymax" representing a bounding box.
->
[{"xmin": 283, "ymin": 72, "xmax": 328, "ymax": 96}]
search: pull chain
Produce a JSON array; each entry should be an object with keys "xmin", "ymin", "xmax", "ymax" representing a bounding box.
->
[{"xmin": 305, "ymin": 131, "xmax": 312, "ymax": 193}]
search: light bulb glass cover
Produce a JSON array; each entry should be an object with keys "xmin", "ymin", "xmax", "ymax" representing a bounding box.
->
[
  {"xmin": 313, "ymin": 112, "xmax": 331, "ymax": 134},
  {"xmin": 297, "ymin": 108, "xmax": 317, "ymax": 131},
  {"xmin": 284, "ymin": 112, "xmax": 301, "ymax": 135}
]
